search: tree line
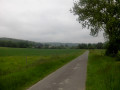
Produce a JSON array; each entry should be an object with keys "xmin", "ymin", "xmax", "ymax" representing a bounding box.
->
[
  {"xmin": 77, "ymin": 42, "xmax": 104, "ymax": 49},
  {"xmin": 0, "ymin": 40, "xmax": 33, "ymax": 48},
  {"xmin": 0, "ymin": 39, "xmax": 105, "ymax": 49}
]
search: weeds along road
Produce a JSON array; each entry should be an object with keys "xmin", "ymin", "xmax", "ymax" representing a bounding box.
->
[{"xmin": 28, "ymin": 51, "xmax": 89, "ymax": 90}]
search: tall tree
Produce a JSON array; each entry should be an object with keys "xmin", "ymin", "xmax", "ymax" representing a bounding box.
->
[{"xmin": 71, "ymin": 0, "xmax": 120, "ymax": 56}]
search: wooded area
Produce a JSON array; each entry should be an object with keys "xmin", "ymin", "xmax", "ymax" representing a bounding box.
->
[{"xmin": 0, "ymin": 37, "xmax": 105, "ymax": 49}]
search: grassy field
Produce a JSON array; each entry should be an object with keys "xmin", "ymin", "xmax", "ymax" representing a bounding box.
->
[
  {"xmin": 86, "ymin": 50, "xmax": 120, "ymax": 90},
  {"xmin": 0, "ymin": 47, "xmax": 85, "ymax": 90}
]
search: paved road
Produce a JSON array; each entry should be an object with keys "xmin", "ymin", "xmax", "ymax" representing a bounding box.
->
[{"xmin": 28, "ymin": 51, "xmax": 89, "ymax": 90}]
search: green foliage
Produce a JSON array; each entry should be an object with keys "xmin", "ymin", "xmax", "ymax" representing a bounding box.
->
[
  {"xmin": 0, "ymin": 47, "xmax": 85, "ymax": 90},
  {"xmin": 0, "ymin": 38, "xmax": 34, "ymax": 48},
  {"xmin": 77, "ymin": 42, "xmax": 104, "ymax": 49},
  {"xmin": 0, "ymin": 37, "xmax": 78, "ymax": 49},
  {"xmin": 72, "ymin": 0, "xmax": 120, "ymax": 56},
  {"xmin": 86, "ymin": 50, "xmax": 120, "ymax": 90}
]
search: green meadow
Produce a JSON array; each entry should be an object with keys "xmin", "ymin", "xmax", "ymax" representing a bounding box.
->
[
  {"xmin": 0, "ymin": 47, "xmax": 85, "ymax": 90},
  {"xmin": 86, "ymin": 50, "xmax": 120, "ymax": 90}
]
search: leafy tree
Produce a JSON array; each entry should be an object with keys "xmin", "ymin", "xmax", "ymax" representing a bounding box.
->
[
  {"xmin": 78, "ymin": 43, "xmax": 88, "ymax": 49},
  {"xmin": 71, "ymin": 0, "xmax": 120, "ymax": 56},
  {"xmin": 96, "ymin": 42, "xmax": 103, "ymax": 49},
  {"xmin": 88, "ymin": 43, "xmax": 94, "ymax": 49},
  {"xmin": 77, "ymin": 43, "xmax": 104, "ymax": 49}
]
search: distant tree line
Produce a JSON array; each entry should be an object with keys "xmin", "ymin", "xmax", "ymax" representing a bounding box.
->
[
  {"xmin": 0, "ymin": 39, "xmax": 69, "ymax": 49},
  {"xmin": 0, "ymin": 40, "xmax": 34, "ymax": 48},
  {"xmin": 34, "ymin": 44, "xmax": 71, "ymax": 49},
  {"xmin": 77, "ymin": 42, "xmax": 104, "ymax": 49},
  {"xmin": 0, "ymin": 39, "xmax": 105, "ymax": 49},
  {"xmin": 0, "ymin": 40, "xmax": 69, "ymax": 49},
  {"xmin": 0, "ymin": 37, "xmax": 108, "ymax": 49}
]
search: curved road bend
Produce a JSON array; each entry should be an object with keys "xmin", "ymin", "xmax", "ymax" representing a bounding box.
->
[{"xmin": 28, "ymin": 51, "xmax": 89, "ymax": 90}]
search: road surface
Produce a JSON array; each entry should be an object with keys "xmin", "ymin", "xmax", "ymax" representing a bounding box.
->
[{"xmin": 28, "ymin": 51, "xmax": 89, "ymax": 90}]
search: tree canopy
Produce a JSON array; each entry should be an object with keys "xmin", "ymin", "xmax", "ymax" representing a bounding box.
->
[{"xmin": 71, "ymin": 0, "xmax": 120, "ymax": 56}]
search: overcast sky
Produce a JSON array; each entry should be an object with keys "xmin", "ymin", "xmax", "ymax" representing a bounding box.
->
[{"xmin": 0, "ymin": 0, "xmax": 104, "ymax": 43}]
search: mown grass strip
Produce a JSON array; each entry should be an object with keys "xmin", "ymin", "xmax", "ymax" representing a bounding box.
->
[{"xmin": 86, "ymin": 50, "xmax": 120, "ymax": 90}]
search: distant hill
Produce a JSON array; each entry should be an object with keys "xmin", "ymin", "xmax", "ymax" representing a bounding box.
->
[
  {"xmin": 0, "ymin": 37, "xmax": 79, "ymax": 46},
  {"xmin": 0, "ymin": 37, "xmax": 104, "ymax": 49},
  {"xmin": 0, "ymin": 37, "xmax": 79, "ymax": 48},
  {"xmin": 0, "ymin": 37, "xmax": 30, "ymax": 42},
  {"xmin": 0, "ymin": 37, "xmax": 36, "ymax": 48}
]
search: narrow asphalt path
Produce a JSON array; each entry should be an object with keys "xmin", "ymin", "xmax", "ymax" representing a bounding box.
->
[{"xmin": 28, "ymin": 51, "xmax": 89, "ymax": 90}]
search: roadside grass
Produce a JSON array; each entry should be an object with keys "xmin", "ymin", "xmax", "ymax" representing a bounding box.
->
[
  {"xmin": 0, "ymin": 47, "xmax": 85, "ymax": 90},
  {"xmin": 86, "ymin": 49, "xmax": 120, "ymax": 90}
]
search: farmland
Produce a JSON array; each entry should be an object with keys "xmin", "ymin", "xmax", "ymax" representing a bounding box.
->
[{"xmin": 0, "ymin": 47, "xmax": 85, "ymax": 90}]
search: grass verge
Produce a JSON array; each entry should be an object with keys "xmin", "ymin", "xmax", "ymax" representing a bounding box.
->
[{"xmin": 86, "ymin": 50, "xmax": 120, "ymax": 90}]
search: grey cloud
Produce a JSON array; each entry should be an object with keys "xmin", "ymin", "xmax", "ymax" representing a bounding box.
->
[{"xmin": 0, "ymin": 0, "xmax": 104, "ymax": 43}]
